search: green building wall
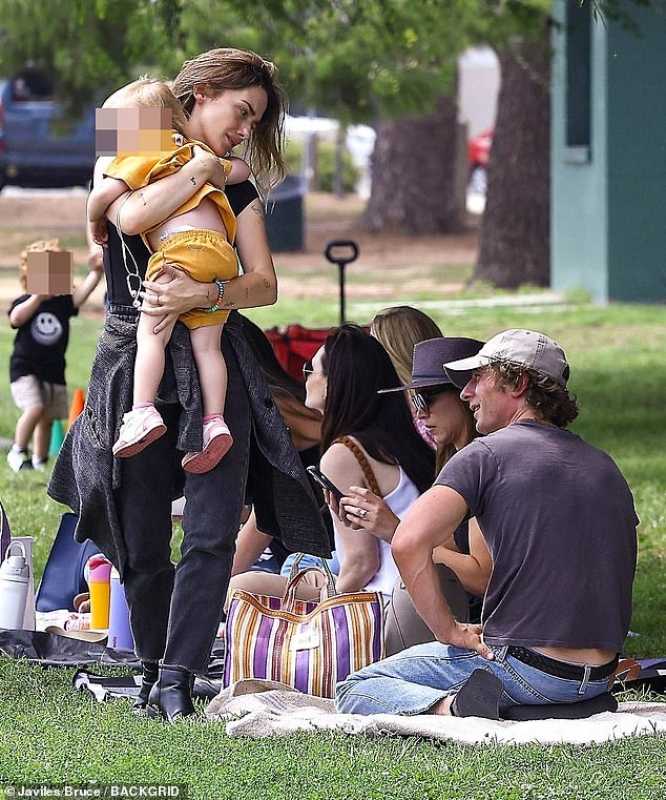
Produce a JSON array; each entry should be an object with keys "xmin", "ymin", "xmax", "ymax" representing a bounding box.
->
[{"xmin": 551, "ymin": 1, "xmax": 666, "ymax": 302}]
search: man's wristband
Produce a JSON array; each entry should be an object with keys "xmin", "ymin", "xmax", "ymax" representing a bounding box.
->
[{"xmin": 206, "ymin": 278, "xmax": 227, "ymax": 313}]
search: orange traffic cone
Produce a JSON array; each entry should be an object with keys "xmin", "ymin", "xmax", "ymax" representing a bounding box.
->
[{"xmin": 68, "ymin": 388, "xmax": 86, "ymax": 429}]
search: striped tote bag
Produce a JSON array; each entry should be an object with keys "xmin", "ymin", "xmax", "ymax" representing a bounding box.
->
[{"xmin": 223, "ymin": 561, "xmax": 384, "ymax": 698}]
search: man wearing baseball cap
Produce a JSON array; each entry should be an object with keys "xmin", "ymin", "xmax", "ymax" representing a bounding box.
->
[{"xmin": 336, "ymin": 329, "xmax": 638, "ymax": 720}]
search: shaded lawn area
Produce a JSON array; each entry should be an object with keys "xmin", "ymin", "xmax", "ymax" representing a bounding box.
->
[{"xmin": 0, "ymin": 301, "xmax": 665, "ymax": 797}]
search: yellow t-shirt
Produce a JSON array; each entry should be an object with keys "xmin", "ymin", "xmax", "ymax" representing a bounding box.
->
[{"xmin": 103, "ymin": 134, "xmax": 236, "ymax": 245}]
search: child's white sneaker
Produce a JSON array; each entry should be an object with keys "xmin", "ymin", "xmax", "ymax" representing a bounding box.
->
[
  {"xmin": 113, "ymin": 405, "xmax": 166, "ymax": 458},
  {"xmin": 181, "ymin": 415, "xmax": 233, "ymax": 474},
  {"xmin": 7, "ymin": 447, "xmax": 32, "ymax": 473}
]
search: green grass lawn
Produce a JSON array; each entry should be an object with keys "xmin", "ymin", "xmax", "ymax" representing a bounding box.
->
[{"xmin": 0, "ymin": 299, "xmax": 665, "ymax": 798}]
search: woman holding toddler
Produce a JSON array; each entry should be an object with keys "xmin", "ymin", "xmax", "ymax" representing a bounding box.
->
[{"xmin": 48, "ymin": 48, "xmax": 330, "ymax": 721}]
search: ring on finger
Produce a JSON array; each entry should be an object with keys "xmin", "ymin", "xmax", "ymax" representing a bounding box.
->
[{"xmin": 357, "ymin": 508, "xmax": 368, "ymax": 519}]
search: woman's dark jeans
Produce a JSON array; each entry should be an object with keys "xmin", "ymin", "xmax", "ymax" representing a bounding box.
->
[{"xmin": 116, "ymin": 338, "xmax": 251, "ymax": 674}]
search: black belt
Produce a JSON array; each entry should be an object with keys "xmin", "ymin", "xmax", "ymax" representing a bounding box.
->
[{"xmin": 507, "ymin": 646, "xmax": 618, "ymax": 682}]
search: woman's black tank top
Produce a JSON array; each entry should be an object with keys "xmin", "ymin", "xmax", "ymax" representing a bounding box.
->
[{"xmin": 104, "ymin": 180, "xmax": 259, "ymax": 306}]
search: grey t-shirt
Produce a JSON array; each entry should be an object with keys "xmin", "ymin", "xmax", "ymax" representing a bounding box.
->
[{"xmin": 435, "ymin": 420, "xmax": 638, "ymax": 651}]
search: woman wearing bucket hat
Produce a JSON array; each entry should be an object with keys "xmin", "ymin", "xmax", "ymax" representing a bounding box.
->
[
  {"xmin": 333, "ymin": 336, "xmax": 493, "ymax": 655},
  {"xmin": 369, "ymin": 306, "xmax": 442, "ymax": 449}
]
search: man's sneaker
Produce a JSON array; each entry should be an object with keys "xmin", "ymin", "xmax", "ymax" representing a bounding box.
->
[
  {"xmin": 32, "ymin": 456, "xmax": 48, "ymax": 471},
  {"xmin": 7, "ymin": 448, "xmax": 33, "ymax": 473},
  {"xmin": 112, "ymin": 406, "xmax": 166, "ymax": 458},
  {"xmin": 181, "ymin": 416, "xmax": 233, "ymax": 474}
]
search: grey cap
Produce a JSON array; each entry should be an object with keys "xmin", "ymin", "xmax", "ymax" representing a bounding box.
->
[{"xmin": 443, "ymin": 329, "xmax": 570, "ymax": 388}]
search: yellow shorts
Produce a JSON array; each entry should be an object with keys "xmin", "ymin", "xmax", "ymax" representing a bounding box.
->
[{"xmin": 146, "ymin": 229, "xmax": 238, "ymax": 330}]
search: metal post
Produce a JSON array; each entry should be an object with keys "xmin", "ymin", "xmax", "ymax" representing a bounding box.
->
[{"xmin": 324, "ymin": 240, "xmax": 359, "ymax": 325}]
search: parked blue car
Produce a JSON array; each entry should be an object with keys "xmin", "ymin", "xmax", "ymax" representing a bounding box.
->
[{"xmin": 0, "ymin": 68, "xmax": 96, "ymax": 191}]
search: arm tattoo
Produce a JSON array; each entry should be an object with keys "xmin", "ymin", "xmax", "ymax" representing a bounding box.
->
[
  {"xmin": 139, "ymin": 190, "xmax": 148, "ymax": 207},
  {"xmin": 190, "ymin": 176, "xmax": 197, "ymax": 186}
]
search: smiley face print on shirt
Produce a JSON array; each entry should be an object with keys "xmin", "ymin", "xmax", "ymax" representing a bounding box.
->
[{"xmin": 31, "ymin": 311, "xmax": 63, "ymax": 346}]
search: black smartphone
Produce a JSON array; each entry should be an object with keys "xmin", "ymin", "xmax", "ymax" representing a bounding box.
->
[{"xmin": 306, "ymin": 465, "xmax": 344, "ymax": 504}]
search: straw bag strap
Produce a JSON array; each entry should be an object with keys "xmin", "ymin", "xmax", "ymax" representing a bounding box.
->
[{"xmin": 333, "ymin": 436, "xmax": 381, "ymax": 496}]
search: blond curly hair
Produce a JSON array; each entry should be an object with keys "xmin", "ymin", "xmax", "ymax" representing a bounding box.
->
[{"xmin": 19, "ymin": 238, "xmax": 61, "ymax": 291}]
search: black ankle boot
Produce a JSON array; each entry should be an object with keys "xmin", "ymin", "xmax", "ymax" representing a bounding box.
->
[
  {"xmin": 133, "ymin": 661, "xmax": 159, "ymax": 713},
  {"xmin": 146, "ymin": 665, "xmax": 196, "ymax": 722}
]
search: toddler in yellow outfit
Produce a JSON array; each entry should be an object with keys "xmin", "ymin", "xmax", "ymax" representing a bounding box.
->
[{"xmin": 88, "ymin": 78, "xmax": 250, "ymax": 473}]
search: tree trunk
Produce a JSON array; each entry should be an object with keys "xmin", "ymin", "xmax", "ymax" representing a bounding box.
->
[
  {"xmin": 333, "ymin": 125, "xmax": 345, "ymax": 199},
  {"xmin": 474, "ymin": 32, "xmax": 551, "ymax": 287},
  {"xmin": 362, "ymin": 93, "xmax": 462, "ymax": 234}
]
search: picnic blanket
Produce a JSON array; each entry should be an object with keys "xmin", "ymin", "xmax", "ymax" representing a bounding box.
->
[{"xmin": 205, "ymin": 679, "xmax": 666, "ymax": 746}]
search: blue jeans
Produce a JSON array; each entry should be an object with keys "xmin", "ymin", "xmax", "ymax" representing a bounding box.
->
[
  {"xmin": 336, "ymin": 642, "xmax": 611, "ymax": 715},
  {"xmin": 280, "ymin": 551, "xmax": 340, "ymax": 578}
]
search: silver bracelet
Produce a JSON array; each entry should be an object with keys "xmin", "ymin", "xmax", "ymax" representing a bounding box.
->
[{"xmin": 206, "ymin": 279, "xmax": 226, "ymax": 313}]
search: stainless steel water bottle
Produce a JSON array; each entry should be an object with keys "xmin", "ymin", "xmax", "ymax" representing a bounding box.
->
[{"xmin": 0, "ymin": 541, "xmax": 29, "ymax": 629}]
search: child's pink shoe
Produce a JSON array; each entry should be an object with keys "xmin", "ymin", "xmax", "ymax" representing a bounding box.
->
[
  {"xmin": 112, "ymin": 406, "xmax": 166, "ymax": 458},
  {"xmin": 182, "ymin": 416, "xmax": 233, "ymax": 474}
]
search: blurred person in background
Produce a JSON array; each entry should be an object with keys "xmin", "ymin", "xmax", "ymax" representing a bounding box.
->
[{"xmin": 7, "ymin": 239, "xmax": 103, "ymax": 472}]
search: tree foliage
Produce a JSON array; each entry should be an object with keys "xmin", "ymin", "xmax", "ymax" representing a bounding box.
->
[
  {"xmin": 171, "ymin": 0, "xmax": 477, "ymax": 122},
  {"xmin": 0, "ymin": 0, "xmax": 479, "ymax": 121},
  {"xmin": 0, "ymin": 0, "xmax": 181, "ymax": 112},
  {"xmin": 0, "ymin": 0, "xmax": 660, "ymax": 119}
]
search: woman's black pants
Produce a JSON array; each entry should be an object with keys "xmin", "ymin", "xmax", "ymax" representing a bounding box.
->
[{"xmin": 115, "ymin": 340, "xmax": 251, "ymax": 674}]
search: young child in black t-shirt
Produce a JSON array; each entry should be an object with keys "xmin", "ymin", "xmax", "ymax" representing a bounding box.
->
[{"xmin": 6, "ymin": 239, "xmax": 104, "ymax": 472}]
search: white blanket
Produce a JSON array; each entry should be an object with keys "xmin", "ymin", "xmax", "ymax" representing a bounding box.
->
[{"xmin": 205, "ymin": 679, "xmax": 666, "ymax": 745}]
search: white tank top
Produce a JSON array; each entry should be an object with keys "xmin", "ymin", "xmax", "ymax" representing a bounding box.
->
[{"xmin": 333, "ymin": 465, "xmax": 420, "ymax": 598}]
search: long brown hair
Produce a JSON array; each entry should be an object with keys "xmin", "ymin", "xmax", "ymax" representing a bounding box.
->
[
  {"xmin": 432, "ymin": 387, "xmax": 478, "ymax": 474},
  {"xmin": 172, "ymin": 48, "xmax": 287, "ymax": 196},
  {"xmin": 320, "ymin": 325, "xmax": 435, "ymax": 494},
  {"xmin": 371, "ymin": 306, "xmax": 442, "ymax": 385}
]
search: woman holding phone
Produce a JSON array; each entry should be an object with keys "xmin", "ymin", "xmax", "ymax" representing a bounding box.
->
[
  {"xmin": 333, "ymin": 336, "xmax": 492, "ymax": 655},
  {"xmin": 227, "ymin": 324, "xmax": 433, "ymax": 605}
]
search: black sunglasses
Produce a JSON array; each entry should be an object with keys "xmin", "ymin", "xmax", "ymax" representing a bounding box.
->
[{"xmin": 410, "ymin": 385, "xmax": 454, "ymax": 413}]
